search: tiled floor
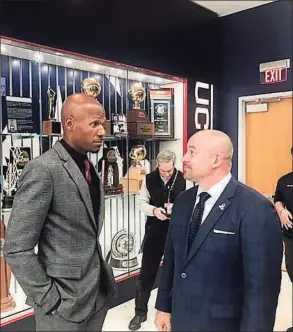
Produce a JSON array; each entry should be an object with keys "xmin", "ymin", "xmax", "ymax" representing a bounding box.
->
[{"xmin": 103, "ymin": 272, "xmax": 292, "ymax": 331}]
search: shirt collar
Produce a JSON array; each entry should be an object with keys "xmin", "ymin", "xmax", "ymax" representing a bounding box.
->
[
  {"xmin": 60, "ymin": 139, "xmax": 88, "ymax": 169},
  {"xmin": 197, "ymin": 172, "xmax": 232, "ymax": 200}
]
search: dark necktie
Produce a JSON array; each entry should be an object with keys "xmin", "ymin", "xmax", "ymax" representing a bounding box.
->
[
  {"xmin": 188, "ymin": 192, "xmax": 211, "ymax": 252},
  {"xmin": 84, "ymin": 159, "xmax": 92, "ymax": 184}
]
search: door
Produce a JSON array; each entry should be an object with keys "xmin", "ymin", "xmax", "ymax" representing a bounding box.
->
[{"xmin": 245, "ymin": 97, "xmax": 292, "ymax": 199}]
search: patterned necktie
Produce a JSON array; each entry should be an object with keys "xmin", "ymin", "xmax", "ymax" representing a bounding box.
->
[
  {"xmin": 188, "ymin": 192, "xmax": 211, "ymax": 252},
  {"xmin": 84, "ymin": 159, "xmax": 92, "ymax": 184}
]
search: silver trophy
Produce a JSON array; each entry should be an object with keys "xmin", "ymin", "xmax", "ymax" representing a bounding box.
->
[
  {"xmin": 2, "ymin": 147, "xmax": 30, "ymax": 210},
  {"xmin": 108, "ymin": 230, "xmax": 138, "ymax": 270}
]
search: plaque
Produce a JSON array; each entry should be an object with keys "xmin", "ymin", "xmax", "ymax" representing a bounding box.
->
[
  {"xmin": 127, "ymin": 83, "xmax": 154, "ymax": 137},
  {"xmin": 112, "ymin": 113, "xmax": 128, "ymax": 137},
  {"xmin": 2, "ymin": 147, "xmax": 31, "ymax": 210},
  {"xmin": 101, "ymin": 148, "xmax": 123, "ymax": 195},
  {"xmin": 120, "ymin": 145, "xmax": 147, "ymax": 193},
  {"xmin": 107, "ymin": 230, "xmax": 138, "ymax": 270},
  {"xmin": 150, "ymin": 88, "xmax": 174, "ymax": 138},
  {"xmin": 0, "ymin": 220, "xmax": 16, "ymax": 312},
  {"xmin": 42, "ymin": 87, "xmax": 62, "ymax": 135}
]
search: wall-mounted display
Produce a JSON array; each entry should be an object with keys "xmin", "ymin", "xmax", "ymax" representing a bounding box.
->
[
  {"xmin": 0, "ymin": 36, "xmax": 186, "ymax": 325},
  {"xmin": 150, "ymin": 88, "xmax": 174, "ymax": 138}
]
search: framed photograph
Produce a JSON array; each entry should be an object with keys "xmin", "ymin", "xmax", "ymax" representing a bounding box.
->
[{"xmin": 150, "ymin": 88, "xmax": 174, "ymax": 138}]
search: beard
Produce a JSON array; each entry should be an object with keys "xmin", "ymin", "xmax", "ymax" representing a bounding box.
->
[{"xmin": 183, "ymin": 169, "xmax": 194, "ymax": 181}]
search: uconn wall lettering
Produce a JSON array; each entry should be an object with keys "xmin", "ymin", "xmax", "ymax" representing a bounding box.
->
[{"xmin": 187, "ymin": 79, "xmax": 214, "ymax": 140}]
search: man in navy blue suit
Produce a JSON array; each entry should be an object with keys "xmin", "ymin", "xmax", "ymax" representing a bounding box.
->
[{"xmin": 155, "ymin": 130, "xmax": 283, "ymax": 332}]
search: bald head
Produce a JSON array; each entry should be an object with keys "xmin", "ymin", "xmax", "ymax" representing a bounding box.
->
[
  {"xmin": 61, "ymin": 93, "xmax": 104, "ymax": 125},
  {"xmin": 191, "ymin": 130, "xmax": 233, "ymax": 163},
  {"xmin": 61, "ymin": 93, "xmax": 106, "ymax": 154},
  {"xmin": 182, "ymin": 130, "xmax": 234, "ymax": 187}
]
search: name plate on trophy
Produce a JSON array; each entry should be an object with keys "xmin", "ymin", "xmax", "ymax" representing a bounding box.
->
[{"xmin": 150, "ymin": 88, "xmax": 174, "ymax": 138}]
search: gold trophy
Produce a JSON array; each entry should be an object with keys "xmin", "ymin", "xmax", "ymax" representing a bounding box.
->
[
  {"xmin": 120, "ymin": 145, "xmax": 147, "ymax": 193},
  {"xmin": 43, "ymin": 87, "xmax": 62, "ymax": 135},
  {"xmin": 80, "ymin": 77, "xmax": 101, "ymax": 99},
  {"xmin": 1, "ymin": 220, "xmax": 16, "ymax": 312},
  {"xmin": 80, "ymin": 78, "xmax": 111, "ymax": 135},
  {"xmin": 127, "ymin": 83, "xmax": 154, "ymax": 137}
]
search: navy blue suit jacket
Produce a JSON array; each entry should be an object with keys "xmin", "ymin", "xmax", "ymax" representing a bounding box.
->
[{"xmin": 155, "ymin": 177, "xmax": 283, "ymax": 331}]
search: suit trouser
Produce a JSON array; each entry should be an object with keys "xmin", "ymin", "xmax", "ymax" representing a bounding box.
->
[
  {"xmin": 135, "ymin": 219, "xmax": 169, "ymax": 316},
  {"xmin": 34, "ymin": 300, "xmax": 108, "ymax": 332},
  {"xmin": 284, "ymin": 236, "xmax": 293, "ymax": 282}
]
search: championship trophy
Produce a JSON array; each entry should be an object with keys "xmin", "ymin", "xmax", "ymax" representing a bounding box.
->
[
  {"xmin": 0, "ymin": 220, "xmax": 16, "ymax": 312},
  {"xmin": 101, "ymin": 148, "xmax": 123, "ymax": 195},
  {"xmin": 2, "ymin": 147, "xmax": 30, "ymax": 210},
  {"xmin": 81, "ymin": 77, "xmax": 111, "ymax": 135},
  {"xmin": 42, "ymin": 87, "xmax": 62, "ymax": 135},
  {"xmin": 127, "ymin": 83, "xmax": 154, "ymax": 137},
  {"xmin": 120, "ymin": 145, "xmax": 147, "ymax": 193},
  {"xmin": 107, "ymin": 230, "xmax": 138, "ymax": 270}
]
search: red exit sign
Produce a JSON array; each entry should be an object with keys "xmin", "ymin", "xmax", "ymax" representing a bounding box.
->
[{"xmin": 259, "ymin": 59, "xmax": 290, "ymax": 85}]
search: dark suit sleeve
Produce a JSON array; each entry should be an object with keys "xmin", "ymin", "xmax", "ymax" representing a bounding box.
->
[
  {"xmin": 274, "ymin": 178, "xmax": 284, "ymax": 204},
  {"xmin": 155, "ymin": 204, "xmax": 176, "ymax": 313},
  {"xmin": 240, "ymin": 198, "xmax": 283, "ymax": 331},
  {"xmin": 4, "ymin": 160, "xmax": 61, "ymax": 313}
]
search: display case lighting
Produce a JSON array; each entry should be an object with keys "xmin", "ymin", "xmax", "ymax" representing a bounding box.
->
[
  {"xmin": 65, "ymin": 58, "xmax": 73, "ymax": 65},
  {"xmin": 1, "ymin": 45, "xmax": 7, "ymax": 53},
  {"xmin": 12, "ymin": 59, "xmax": 20, "ymax": 67},
  {"xmin": 34, "ymin": 52, "xmax": 44, "ymax": 62},
  {"xmin": 92, "ymin": 64, "xmax": 100, "ymax": 71}
]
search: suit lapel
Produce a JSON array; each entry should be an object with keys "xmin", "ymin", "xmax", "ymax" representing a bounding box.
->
[
  {"xmin": 63, "ymin": 158, "xmax": 97, "ymax": 231},
  {"xmin": 53, "ymin": 142, "xmax": 97, "ymax": 231},
  {"xmin": 184, "ymin": 177, "xmax": 238, "ymax": 265}
]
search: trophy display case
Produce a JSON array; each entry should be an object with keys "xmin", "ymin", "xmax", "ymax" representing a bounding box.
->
[{"xmin": 0, "ymin": 36, "xmax": 186, "ymax": 324}]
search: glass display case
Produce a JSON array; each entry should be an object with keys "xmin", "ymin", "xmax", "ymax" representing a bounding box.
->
[{"xmin": 0, "ymin": 36, "xmax": 186, "ymax": 324}]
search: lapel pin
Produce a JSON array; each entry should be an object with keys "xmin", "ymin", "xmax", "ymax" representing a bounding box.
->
[{"xmin": 219, "ymin": 203, "xmax": 226, "ymax": 211}]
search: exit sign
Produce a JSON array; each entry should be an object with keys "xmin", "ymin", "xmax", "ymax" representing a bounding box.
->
[{"xmin": 259, "ymin": 59, "xmax": 290, "ymax": 85}]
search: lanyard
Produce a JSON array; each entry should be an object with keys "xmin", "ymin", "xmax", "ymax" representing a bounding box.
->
[{"xmin": 167, "ymin": 169, "xmax": 178, "ymax": 204}]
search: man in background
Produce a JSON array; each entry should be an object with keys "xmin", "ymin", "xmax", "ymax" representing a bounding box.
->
[
  {"xmin": 128, "ymin": 150, "xmax": 186, "ymax": 331},
  {"xmin": 4, "ymin": 94, "xmax": 117, "ymax": 331},
  {"xmin": 155, "ymin": 130, "xmax": 283, "ymax": 332},
  {"xmin": 274, "ymin": 147, "xmax": 293, "ymax": 332}
]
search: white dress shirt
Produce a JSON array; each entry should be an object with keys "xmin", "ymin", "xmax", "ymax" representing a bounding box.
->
[
  {"xmin": 195, "ymin": 172, "xmax": 232, "ymax": 224},
  {"xmin": 137, "ymin": 176, "xmax": 168, "ymax": 216}
]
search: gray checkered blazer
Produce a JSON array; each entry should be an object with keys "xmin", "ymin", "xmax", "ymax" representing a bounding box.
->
[{"xmin": 4, "ymin": 141, "xmax": 117, "ymax": 323}]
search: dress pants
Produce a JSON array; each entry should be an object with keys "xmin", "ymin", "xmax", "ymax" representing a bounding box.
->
[
  {"xmin": 135, "ymin": 219, "xmax": 169, "ymax": 316},
  {"xmin": 34, "ymin": 300, "xmax": 108, "ymax": 331}
]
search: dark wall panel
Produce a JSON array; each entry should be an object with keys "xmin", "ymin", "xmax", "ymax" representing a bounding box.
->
[{"xmin": 218, "ymin": 1, "xmax": 293, "ymax": 176}]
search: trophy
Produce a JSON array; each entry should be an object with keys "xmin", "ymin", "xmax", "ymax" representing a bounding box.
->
[
  {"xmin": 101, "ymin": 148, "xmax": 123, "ymax": 195},
  {"xmin": 80, "ymin": 77, "xmax": 101, "ymax": 99},
  {"xmin": 120, "ymin": 145, "xmax": 147, "ymax": 193},
  {"xmin": 2, "ymin": 147, "xmax": 30, "ymax": 210},
  {"xmin": 42, "ymin": 87, "xmax": 62, "ymax": 135},
  {"xmin": 80, "ymin": 77, "xmax": 111, "ymax": 135},
  {"xmin": 127, "ymin": 83, "xmax": 154, "ymax": 137},
  {"xmin": 0, "ymin": 220, "xmax": 16, "ymax": 312},
  {"xmin": 107, "ymin": 230, "xmax": 138, "ymax": 270}
]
